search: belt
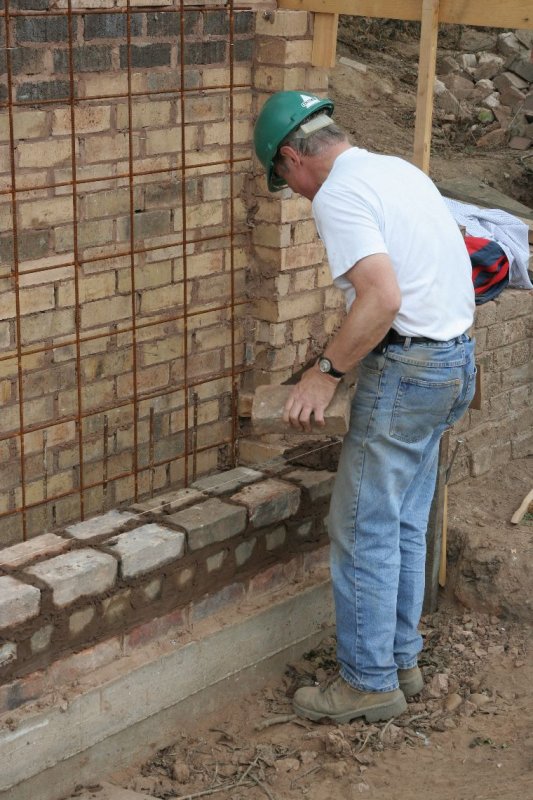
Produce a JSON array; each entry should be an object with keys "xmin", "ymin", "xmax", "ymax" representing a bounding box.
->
[{"xmin": 373, "ymin": 329, "xmax": 440, "ymax": 354}]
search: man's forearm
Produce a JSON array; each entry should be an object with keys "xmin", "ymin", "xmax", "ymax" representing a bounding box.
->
[{"xmin": 323, "ymin": 291, "xmax": 397, "ymax": 373}]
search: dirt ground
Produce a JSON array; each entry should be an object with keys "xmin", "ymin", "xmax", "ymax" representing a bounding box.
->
[
  {"xmin": 331, "ymin": 19, "xmax": 532, "ymax": 205},
  {"xmin": 92, "ymin": 459, "xmax": 533, "ymax": 800}
]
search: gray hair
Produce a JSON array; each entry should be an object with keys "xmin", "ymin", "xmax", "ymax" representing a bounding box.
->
[{"xmin": 273, "ymin": 113, "xmax": 348, "ymax": 175}]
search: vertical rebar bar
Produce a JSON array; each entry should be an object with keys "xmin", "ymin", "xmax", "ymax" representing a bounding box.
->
[
  {"xmin": 5, "ymin": 0, "xmax": 28, "ymax": 539},
  {"xmin": 228, "ymin": 1, "xmax": 238, "ymax": 469},
  {"xmin": 179, "ymin": 0, "xmax": 190, "ymax": 486},
  {"xmin": 103, "ymin": 414, "xmax": 109, "ymax": 501},
  {"xmin": 126, "ymin": 0, "xmax": 140, "ymax": 502},
  {"xmin": 149, "ymin": 406, "xmax": 155, "ymax": 497},
  {"xmin": 67, "ymin": 0, "xmax": 86, "ymax": 521}
]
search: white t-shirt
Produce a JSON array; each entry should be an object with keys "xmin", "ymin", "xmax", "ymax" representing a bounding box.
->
[{"xmin": 312, "ymin": 148, "xmax": 475, "ymax": 340}]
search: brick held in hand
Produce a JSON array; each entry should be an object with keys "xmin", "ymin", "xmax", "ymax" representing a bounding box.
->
[{"xmin": 251, "ymin": 382, "xmax": 353, "ymax": 436}]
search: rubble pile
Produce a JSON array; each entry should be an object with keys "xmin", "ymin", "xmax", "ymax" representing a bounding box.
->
[{"xmin": 434, "ymin": 29, "xmax": 533, "ymax": 151}]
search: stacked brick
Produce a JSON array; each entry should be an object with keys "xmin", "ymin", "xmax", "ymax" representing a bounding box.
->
[
  {"xmin": 447, "ymin": 289, "xmax": 533, "ymax": 482},
  {"xmin": 249, "ymin": 11, "xmax": 343, "ymax": 391},
  {"xmin": 0, "ymin": 464, "xmax": 333, "ymax": 697},
  {"xmin": 0, "ymin": 3, "xmax": 257, "ymax": 544}
]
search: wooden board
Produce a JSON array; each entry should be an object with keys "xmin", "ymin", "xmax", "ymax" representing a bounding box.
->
[
  {"xmin": 413, "ymin": 0, "xmax": 439, "ymax": 173},
  {"xmin": 312, "ymin": 12, "xmax": 339, "ymax": 69},
  {"xmin": 278, "ymin": 0, "xmax": 533, "ymax": 30}
]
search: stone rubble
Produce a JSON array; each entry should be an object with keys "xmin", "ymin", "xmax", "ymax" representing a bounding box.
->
[{"xmin": 434, "ymin": 28, "xmax": 532, "ymax": 150}]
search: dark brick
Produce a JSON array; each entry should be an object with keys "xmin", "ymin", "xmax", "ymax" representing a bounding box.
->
[
  {"xmin": 184, "ymin": 41, "xmax": 225, "ymax": 66},
  {"xmin": 234, "ymin": 39, "xmax": 253, "ymax": 62},
  {"xmin": 184, "ymin": 11, "xmax": 201, "ymax": 36},
  {"xmin": 204, "ymin": 11, "xmax": 229, "ymax": 36},
  {"xmin": 54, "ymin": 45, "xmax": 112, "ymax": 74},
  {"xmin": 84, "ymin": 13, "xmax": 143, "ymax": 40},
  {"xmin": 12, "ymin": 0, "xmax": 50, "ymax": 8},
  {"xmin": 16, "ymin": 16, "xmax": 69, "ymax": 42},
  {"xmin": 234, "ymin": 11, "xmax": 253, "ymax": 34},
  {"xmin": 16, "ymin": 80, "xmax": 71, "ymax": 102},
  {"xmin": 120, "ymin": 43, "xmax": 171, "ymax": 69},
  {"xmin": 10, "ymin": 47, "xmax": 47, "ymax": 76},
  {"xmin": 0, "ymin": 231, "xmax": 49, "ymax": 265},
  {"xmin": 147, "ymin": 11, "xmax": 179, "ymax": 37}
]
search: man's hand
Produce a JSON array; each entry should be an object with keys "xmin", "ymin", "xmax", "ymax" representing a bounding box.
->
[{"xmin": 283, "ymin": 364, "xmax": 340, "ymax": 432}]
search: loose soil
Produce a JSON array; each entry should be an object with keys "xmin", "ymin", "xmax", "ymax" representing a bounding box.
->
[
  {"xmin": 332, "ymin": 19, "xmax": 532, "ymax": 205},
  {"xmin": 96, "ymin": 461, "xmax": 533, "ymax": 800}
]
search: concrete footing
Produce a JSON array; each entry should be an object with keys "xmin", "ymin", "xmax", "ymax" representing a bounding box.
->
[{"xmin": 0, "ymin": 576, "xmax": 333, "ymax": 800}]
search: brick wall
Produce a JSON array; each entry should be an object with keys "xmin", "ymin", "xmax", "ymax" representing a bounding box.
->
[
  {"xmin": 0, "ymin": 1, "xmax": 260, "ymax": 545},
  {"xmin": 248, "ymin": 11, "xmax": 345, "ymax": 391},
  {"xmin": 0, "ymin": 463, "xmax": 332, "ymax": 700},
  {"xmin": 447, "ymin": 289, "xmax": 533, "ymax": 483}
]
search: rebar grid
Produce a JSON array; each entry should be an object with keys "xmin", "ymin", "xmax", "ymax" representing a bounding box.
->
[{"xmin": 0, "ymin": 1, "xmax": 253, "ymax": 539}]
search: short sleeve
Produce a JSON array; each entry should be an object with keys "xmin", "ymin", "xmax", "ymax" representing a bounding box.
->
[{"xmin": 313, "ymin": 184, "xmax": 388, "ymax": 279}]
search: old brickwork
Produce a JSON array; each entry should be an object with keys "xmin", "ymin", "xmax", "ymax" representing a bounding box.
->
[
  {"xmin": 0, "ymin": 2, "xmax": 260, "ymax": 545},
  {"xmin": 249, "ymin": 11, "xmax": 345, "ymax": 392},
  {"xmin": 0, "ymin": 464, "xmax": 332, "ymax": 697}
]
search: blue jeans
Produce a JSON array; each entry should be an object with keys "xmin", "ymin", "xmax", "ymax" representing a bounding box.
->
[{"xmin": 328, "ymin": 335, "xmax": 476, "ymax": 692}]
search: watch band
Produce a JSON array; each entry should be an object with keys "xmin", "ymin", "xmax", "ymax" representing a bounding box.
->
[{"xmin": 317, "ymin": 355, "xmax": 345, "ymax": 379}]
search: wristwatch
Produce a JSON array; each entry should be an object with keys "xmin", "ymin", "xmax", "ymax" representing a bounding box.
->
[{"xmin": 317, "ymin": 355, "xmax": 345, "ymax": 379}]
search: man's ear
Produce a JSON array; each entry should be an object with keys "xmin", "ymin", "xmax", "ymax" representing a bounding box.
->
[{"xmin": 278, "ymin": 145, "xmax": 300, "ymax": 169}]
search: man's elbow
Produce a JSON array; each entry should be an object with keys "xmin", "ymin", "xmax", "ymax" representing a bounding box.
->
[{"xmin": 383, "ymin": 288, "xmax": 402, "ymax": 321}]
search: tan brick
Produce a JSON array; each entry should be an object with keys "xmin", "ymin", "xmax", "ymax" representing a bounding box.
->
[
  {"xmin": 293, "ymin": 268, "xmax": 317, "ymax": 292},
  {"xmin": 182, "ymin": 201, "xmax": 224, "ymax": 231},
  {"xmin": 84, "ymin": 132, "xmax": 139, "ymax": 163},
  {"xmin": 140, "ymin": 336, "xmax": 183, "ymax": 366},
  {"xmin": 117, "ymin": 261, "xmax": 172, "ymax": 293},
  {"xmin": 116, "ymin": 100, "xmax": 173, "ymax": 131},
  {"xmin": 55, "ymin": 219, "xmax": 114, "ymax": 253},
  {"xmin": 0, "ymin": 321, "xmax": 10, "ymax": 349},
  {"xmin": 81, "ymin": 378, "xmax": 115, "ymax": 410},
  {"xmin": 21, "ymin": 308, "xmax": 75, "ymax": 344},
  {"xmin": 183, "ymin": 93, "xmax": 226, "ymax": 123},
  {"xmin": 52, "ymin": 105, "xmax": 111, "ymax": 136},
  {"xmin": 254, "ymin": 66, "xmax": 308, "ymax": 92},
  {"xmin": 255, "ymin": 10, "xmax": 310, "ymax": 36},
  {"xmin": 0, "ymin": 291, "xmax": 15, "ymax": 322},
  {"xmin": 84, "ymin": 186, "xmax": 140, "ymax": 220},
  {"xmin": 256, "ymin": 290, "xmax": 323, "ymax": 323},
  {"xmin": 253, "ymin": 223, "xmax": 291, "ymax": 249},
  {"xmin": 256, "ymin": 38, "xmax": 313, "ymax": 64},
  {"xmin": 19, "ymin": 286, "xmax": 56, "ymax": 316},
  {"xmin": 292, "ymin": 317, "xmax": 311, "ymax": 341},
  {"xmin": 0, "ymin": 201, "xmax": 13, "ymax": 230},
  {"xmin": 80, "ymin": 295, "xmax": 132, "ymax": 329},
  {"xmin": 139, "ymin": 284, "xmax": 182, "ymax": 314},
  {"xmin": 203, "ymin": 119, "xmax": 252, "ymax": 146},
  {"xmin": 82, "ymin": 73, "xmax": 128, "ymax": 98},
  {"xmin": 11, "ymin": 110, "xmax": 48, "ymax": 140},
  {"xmin": 117, "ymin": 363, "xmax": 169, "ymax": 397},
  {"xmin": 280, "ymin": 241, "xmax": 325, "ymax": 270},
  {"xmin": 18, "ymin": 138, "xmax": 73, "ymax": 168},
  {"xmin": 186, "ymin": 251, "xmax": 224, "ymax": 278},
  {"xmin": 81, "ymin": 349, "xmax": 132, "ymax": 382},
  {"xmin": 19, "ymin": 196, "xmax": 72, "ymax": 228},
  {"xmin": 144, "ymin": 127, "xmax": 191, "ymax": 156}
]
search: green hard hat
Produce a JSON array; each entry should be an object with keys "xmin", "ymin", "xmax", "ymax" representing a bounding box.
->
[{"xmin": 254, "ymin": 91, "xmax": 335, "ymax": 192}]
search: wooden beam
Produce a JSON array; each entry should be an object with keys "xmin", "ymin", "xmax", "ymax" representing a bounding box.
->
[
  {"xmin": 278, "ymin": 0, "xmax": 533, "ymax": 30},
  {"xmin": 413, "ymin": 0, "xmax": 439, "ymax": 173},
  {"xmin": 312, "ymin": 12, "xmax": 339, "ymax": 68}
]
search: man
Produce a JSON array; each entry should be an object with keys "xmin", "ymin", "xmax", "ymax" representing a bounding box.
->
[{"xmin": 253, "ymin": 91, "xmax": 476, "ymax": 724}]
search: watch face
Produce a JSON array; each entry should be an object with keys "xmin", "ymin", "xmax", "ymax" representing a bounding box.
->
[{"xmin": 319, "ymin": 357, "xmax": 331, "ymax": 374}]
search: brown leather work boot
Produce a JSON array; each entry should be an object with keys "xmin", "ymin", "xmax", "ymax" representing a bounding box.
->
[
  {"xmin": 293, "ymin": 675, "xmax": 407, "ymax": 724},
  {"xmin": 398, "ymin": 666, "xmax": 424, "ymax": 698}
]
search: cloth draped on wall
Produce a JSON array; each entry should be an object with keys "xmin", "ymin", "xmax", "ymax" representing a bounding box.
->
[{"xmin": 443, "ymin": 197, "xmax": 533, "ymax": 291}]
